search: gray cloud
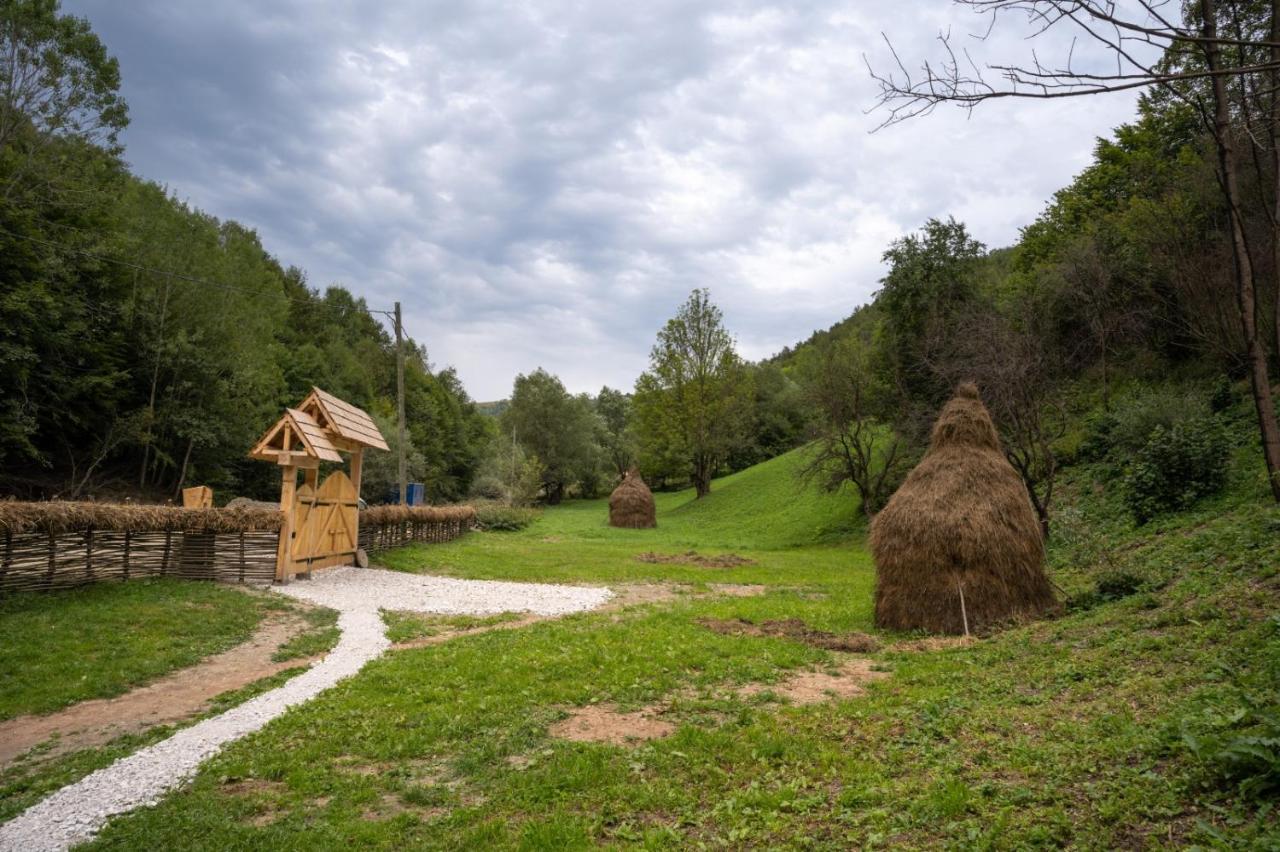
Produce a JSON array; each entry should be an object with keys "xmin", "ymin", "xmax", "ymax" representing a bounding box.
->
[{"xmin": 65, "ymin": 0, "xmax": 1149, "ymax": 399}]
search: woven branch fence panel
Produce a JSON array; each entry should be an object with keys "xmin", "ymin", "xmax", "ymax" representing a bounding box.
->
[
  {"xmin": 358, "ymin": 505, "xmax": 477, "ymax": 555},
  {"xmin": 0, "ymin": 502, "xmax": 476, "ymax": 596},
  {"xmin": 0, "ymin": 502, "xmax": 282, "ymax": 597}
]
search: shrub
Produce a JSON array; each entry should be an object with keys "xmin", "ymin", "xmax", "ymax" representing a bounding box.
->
[
  {"xmin": 473, "ymin": 503, "xmax": 538, "ymax": 531},
  {"xmin": 1209, "ymin": 375, "xmax": 1237, "ymax": 414},
  {"xmin": 468, "ymin": 474, "xmax": 507, "ymax": 501},
  {"xmin": 1077, "ymin": 387, "xmax": 1211, "ymax": 471},
  {"xmin": 1123, "ymin": 417, "xmax": 1230, "ymax": 524},
  {"xmin": 1095, "ymin": 571, "xmax": 1144, "ymax": 601},
  {"xmin": 1108, "ymin": 388, "xmax": 1209, "ymax": 457}
]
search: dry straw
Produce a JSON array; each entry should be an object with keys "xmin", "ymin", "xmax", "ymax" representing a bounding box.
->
[
  {"xmin": 869, "ymin": 382, "xmax": 1059, "ymax": 635},
  {"xmin": 360, "ymin": 505, "xmax": 476, "ymax": 526},
  {"xmin": 0, "ymin": 501, "xmax": 283, "ymax": 535},
  {"xmin": 609, "ymin": 469, "xmax": 656, "ymax": 529}
]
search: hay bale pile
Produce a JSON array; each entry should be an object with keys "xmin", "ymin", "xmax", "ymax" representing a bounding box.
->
[
  {"xmin": 869, "ymin": 382, "xmax": 1058, "ymax": 635},
  {"xmin": 609, "ymin": 469, "xmax": 656, "ymax": 529}
]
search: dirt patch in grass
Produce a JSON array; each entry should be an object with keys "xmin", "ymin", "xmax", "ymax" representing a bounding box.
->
[
  {"xmin": 698, "ymin": 617, "xmax": 881, "ymax": 652},
  {"xmin": 0, "ymin": 613, "xmax": 318, "ymax": 767},
  {"xmin": 889, "ymin": 636, "xmax": 977, "ymax": 652},
  {"xmin": 707, "ymin": 583, "xmax": 768, "ymax": 597},
  {"xmin": 637, "ymin": 551, "xmax": 756, "ymax": 568},
  {"xmin": 549, "ymin": 656, "xmax": 889, "ymax": 746},
  {"xmin": 221, "ymin": 777, "xmax": 288, "ymax": 797},
  {"xmin": 740, "ymin": 658, "xmax": 887, "ymax": 705},
  {"xmin": 361, "ymin": 792, "xmax": 448, "ymax": 822},
  {"xmin": 549, "ymin": 704, "xmax": 677, "ymax": 745},
  {"xmin": 605, "ymin": 583, "xmax": 695, "ymax": 608}
]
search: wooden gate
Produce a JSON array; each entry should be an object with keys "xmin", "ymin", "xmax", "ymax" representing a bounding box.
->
[{"xmin": 287, "ymin": 470, "xmax": 359, "ymax": 578}]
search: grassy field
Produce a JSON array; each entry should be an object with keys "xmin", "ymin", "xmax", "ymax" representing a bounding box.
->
[
  {"xmin": 35, "ymin": 444, "xmax": 1271, "ymax": 849},
  {"xmin": 0, "ymin": 578, "xmax": 277, "ymax": 720}
]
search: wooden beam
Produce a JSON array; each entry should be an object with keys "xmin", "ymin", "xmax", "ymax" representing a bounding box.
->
[
  {"xmin": 276, "ymin": 464, "xmax": 297, "ymax": 583},
  {"xmin": 349, "ymin": 448, "xmax": 364, "ymax": 501},
  {"xmin": 275, "ymin": 452, "xmax": 320, "ymax": 469}
]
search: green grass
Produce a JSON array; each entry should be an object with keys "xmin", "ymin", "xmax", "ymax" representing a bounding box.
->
[
  {"xmin": 378, "ymin": 445, "xmax": 863, "ymax": 587},
  {"xmin": 61, "ymin": 442, "xmax": 1276, "ymax": 849},
  {"xmin": 0, "ymin": 578, "xmax": 275, "ymax": 720},
  {"xmin": 383, "ymin": 611, "xmax": 526, "ymax": 643},
  {"xmin": 272, "ymin": 607, "xmax": 341, "ymax": 663},
  {"xmin": 4, "ymin": 440, "xmax": 1277, "ymax": 848}
]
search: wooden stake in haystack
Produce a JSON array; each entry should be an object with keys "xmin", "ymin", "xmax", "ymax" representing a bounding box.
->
[
  {"xmin": 609, "ymin": 468, "xmax": 656, "ymax": 529},
  {"xmin": 869, "ymin": 382, "xmax": 1058, "ymax": 635}
]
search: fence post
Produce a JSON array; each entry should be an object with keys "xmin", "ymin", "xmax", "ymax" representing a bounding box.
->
[
  {"xmin": 46, "ymin": 531, "xmax": 56, "ymax": 590},
  {"xmin": 84, "ymin": 527, "xmax": 95, "ymax": 582},
  {"xmin": 161, "ymin": 529, "xmax": 172, "ymax": 577},
  {"xmin": 1, "ymin": 529, "xmax": 11, "ymax": 592},
  {"xmin": 238, "ymin": 532, "xmax": 246, "ymax": 583},
  {"xmin": 122, "ymin": 530, "xmax": 131, "ymax": 581}
]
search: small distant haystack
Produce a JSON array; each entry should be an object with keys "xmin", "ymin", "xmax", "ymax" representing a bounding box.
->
[
  {"xmin": 869, "ymin": 382, "xmax": 1057, "ymax": 635},
  {"xmin": 609, "ymin": 468, "xmax": 656, "ymax": 529}
]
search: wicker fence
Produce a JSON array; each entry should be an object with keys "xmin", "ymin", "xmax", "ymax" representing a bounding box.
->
[
  {"xmin": 0, "ymin": 501, "xmax": 475, "ymax": 596},
  {"xmin": 0, "ymin": 503, "xmax": 284, "ymax": 596},
  {"xmin": 359, "ymin": 505, "xmax": 476, "ymax": 554}
]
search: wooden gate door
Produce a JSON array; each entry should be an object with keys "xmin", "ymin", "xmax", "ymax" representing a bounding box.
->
[{"xmin": 288, "ymin": 470, "xmax": 359, "ymax": 577}]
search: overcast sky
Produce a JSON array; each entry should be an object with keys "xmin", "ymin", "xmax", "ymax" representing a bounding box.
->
[{"xmin": 64, "ymin": 0, "xmax": 1147, "ymax": 401}]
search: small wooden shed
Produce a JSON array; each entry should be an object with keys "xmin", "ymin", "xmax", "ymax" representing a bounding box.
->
[{"xmin": 249, "ymin": 388, "xmax": 388, "ymax": 582}]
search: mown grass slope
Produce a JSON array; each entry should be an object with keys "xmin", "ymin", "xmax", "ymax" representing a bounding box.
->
[
  {"xmin": 379, "ymin": 445, "xmax": 863, "ymax": 587},
  {"xmin": 76, "ymin": 437, "xmax": 1280, "ymax": 849}
]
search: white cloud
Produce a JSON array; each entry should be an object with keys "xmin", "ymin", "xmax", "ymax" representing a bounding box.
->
[{"xmin": 68, "ymin": 0, "xmax": 1154, "ymax": 399}]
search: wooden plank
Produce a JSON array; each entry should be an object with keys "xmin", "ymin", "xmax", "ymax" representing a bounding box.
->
[
  {"xmin": 182, "ymin": 486, "xmax": 213, "ymax": 509},
  {"xmin": 276, "ymin": 464, "xmax": 297, "ymax": 583}
]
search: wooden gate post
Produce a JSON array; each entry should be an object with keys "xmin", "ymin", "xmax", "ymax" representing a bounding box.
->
[{"xmin": 276, "ymin": 461, "xmax": 298, "ymax": 583}]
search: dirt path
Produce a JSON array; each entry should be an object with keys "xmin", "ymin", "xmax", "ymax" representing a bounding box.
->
[{"xmin": 0, "ymin": 615, "xmax": 311, "ymax": 767}]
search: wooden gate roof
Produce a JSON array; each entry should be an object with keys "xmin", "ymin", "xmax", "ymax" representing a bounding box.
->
[
  {"xmin": 297, "ymin": 387, "xmax": 389, "ymax": 451},
  {"xmin": 249, "ymin": 388, "xmax": 386, "ymax": 463}
]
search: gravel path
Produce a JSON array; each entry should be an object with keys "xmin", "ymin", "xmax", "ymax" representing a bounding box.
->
[{"xmin": 0, "ymin": 568, "xmax": 612, "ymax": 852}]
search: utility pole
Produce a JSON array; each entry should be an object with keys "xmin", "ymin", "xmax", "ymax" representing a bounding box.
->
[{"xmin": 394, "ymin": 301, "xmax": 407, "ymax": 505}]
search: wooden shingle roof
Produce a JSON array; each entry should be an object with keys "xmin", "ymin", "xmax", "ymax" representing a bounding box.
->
[
  {"xmin": 297, "ymin": 387, "xmax": 389, "ymax": 451},
  {"xmin": 249, "ymin": 407, "xmax": 344, "ymax": 463}
]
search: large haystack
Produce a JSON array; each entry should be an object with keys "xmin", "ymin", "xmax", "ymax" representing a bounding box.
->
[
  {"xmin": 869, "ymin": 382, "xmax": 1057, "ymax": 635},
  {"xmin": 609, "ymin": 468, "xmax": 656, "ymax": 529}
]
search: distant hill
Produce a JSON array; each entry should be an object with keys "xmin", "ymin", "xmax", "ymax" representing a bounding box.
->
[{"xmin": 476, "ymin": 400, "xmax": 509, "ymax": 418}]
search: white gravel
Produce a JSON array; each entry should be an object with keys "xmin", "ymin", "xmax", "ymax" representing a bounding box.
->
[{"xmin": 0, "ymin": 567, "xmax": 611, "ymax": 852}]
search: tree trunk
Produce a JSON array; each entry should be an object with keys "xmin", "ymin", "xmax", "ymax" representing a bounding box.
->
[
  {"xmin": 173, "ymin": 437, "xmax": 194, "ymax": 499},
  {"xmin": 693, "ymin": 457, "xmax": 712, "ymax": 498},
  {"xmin": 1205, "ymin": 0, "xmax": 1280, "ymax": 501},
  {"xmin": 1272, "ymin": 0, "xmax": 1280, "ymax": 372}
]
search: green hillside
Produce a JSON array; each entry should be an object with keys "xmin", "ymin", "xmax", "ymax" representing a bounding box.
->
[
  {"xmin": 650, "ymin": 445, "xmax": 862, "ymax": 549},
  {"xmin": 378, "ymin": 444, "xmax": 865, "ymax": 585},
  {"xmin": 519, "ymin": 444, "xmax": 862, "ymax": 551}
]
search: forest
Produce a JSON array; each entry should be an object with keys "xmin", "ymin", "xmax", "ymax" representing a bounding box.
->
[{"xmin": 3, "ymin": 0, "xmax": 1280, "ymax": 538}]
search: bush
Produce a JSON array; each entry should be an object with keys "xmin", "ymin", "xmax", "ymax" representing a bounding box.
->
[
  {"xmin": 1209, "ymin": 375, "xmax": 1237, "ymax": 414},
  {"xmin": 1095, "ymin": 571, "xmax": 1144, "ymax": 601},
  {"xmin": 1108, "ymin": 388, "xmax": 1209, "ymax": 456},
  {"xmin": 473, "ymin": 503, "xmax": 538, "ymax": 531},
  {"xmin": 1078, "ymin": 387, "xmax": 1210, "ymax": 469},
  {"xmin": 468, "ymin": 474, "xmax": 508, "ymax": 501},
  {"xmin": 1123, "ymin": 417, "xmax": 1230, "ymax": 524}
]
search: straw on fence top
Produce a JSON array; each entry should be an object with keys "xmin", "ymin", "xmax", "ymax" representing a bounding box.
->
[
  {"xmin": 0, "ymin": 502, "xmax": 284, "ymax": 536},
  {"xmin": 360, "ymin": 505, "xmax": 477, "ymax": 526}
]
